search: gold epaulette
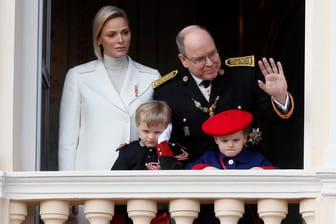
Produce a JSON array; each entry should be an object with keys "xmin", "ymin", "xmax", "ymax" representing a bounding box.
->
[
  {"xmin": 225, "ymin": 55, "xmax": 255, "ymax": 67},
  {"xmin": 152, "ymin": 70, "xmax": 178, "ymax": 89}
]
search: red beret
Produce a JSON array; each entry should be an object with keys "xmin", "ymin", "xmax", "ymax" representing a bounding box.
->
[{"xmin": 202, "ymin": 109, "xmax": 253, "ymax": 136}]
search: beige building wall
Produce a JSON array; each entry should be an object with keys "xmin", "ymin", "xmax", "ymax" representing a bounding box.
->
[
  {"xmin": 0, "ymin": 0, "xmax": 15, "ymax": 171},
  {"xmin": 304, "ymin": 0, "xmax": 336, "ymax": 169},
  {"xmin": 0, "ymin": 0, "xmax": 39, "ymax": 171}
]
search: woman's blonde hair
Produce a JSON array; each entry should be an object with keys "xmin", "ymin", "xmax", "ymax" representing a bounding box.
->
[{"xmin": 92, "ymin": 5, "xmax": 129, "ymax": 59}]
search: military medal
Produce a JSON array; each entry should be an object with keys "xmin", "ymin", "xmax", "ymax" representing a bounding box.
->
[
  {"xmin": 183, "ymin": 126, "xmax": 190, "ymax": 136},
  {"xmin": 192, "ymin": 96, "xmax": 220, "ymax": 116},
  {"xmin": 182, "ymin": 117, "xmax": 190, "ymax": 136},
  {"xmin": 134, "ymin": 84, "xmax": 138, "ymax": 97}
]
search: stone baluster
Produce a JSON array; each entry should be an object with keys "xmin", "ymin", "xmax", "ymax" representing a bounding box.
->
[
  {"xmin": 300, "ymin": 198, "xmax": 315, "ymax": 224},
  {"xmin": 214, "ymin": 199, "xmax": 244, "ymax": 224},
  {"xmin": 127, "ymin": 199, "xmax": 157, "ymax": 224},
  {"xmin": 9, "ymin": 201, "xmax": 27, "ymax": 224},
  {"xmin": 169, "ymin": 199, "xmax": 200, "ymax": 224},
  {"xmin": 40, "ymin": 200, "xmax": 70, "ymax": 224},
  {"xmin": 258, "ymin": 199, "xmax": 288, "ymax": 224},
  {"xmin": 84, "ymin": 199, "xmax": 115, "ymax": 224}
]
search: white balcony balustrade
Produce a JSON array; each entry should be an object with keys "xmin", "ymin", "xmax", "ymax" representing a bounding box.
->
[{"xmin": 1, "ymin": 170, "xmax": 335, "ymax": 224}]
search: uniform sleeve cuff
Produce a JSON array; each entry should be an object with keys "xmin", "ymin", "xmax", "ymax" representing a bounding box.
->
[
  {"xmin": 271, "ymin": 92, "xmax": 294, "ymax": 119},
  {"xmin": 156, "ymin": 141, "xmax": 174, "ymax": 157}
]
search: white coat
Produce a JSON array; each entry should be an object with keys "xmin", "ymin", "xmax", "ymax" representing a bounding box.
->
[{"xmin": 58, "ymin": 57, "xmax": 160, "ymax": 170}]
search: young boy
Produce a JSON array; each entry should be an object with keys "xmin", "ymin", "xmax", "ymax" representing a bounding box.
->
[
  {"xmin": 111, "ymin": 100, "xmax": 188, "ymax": 170},
  {"xmin": 186, "ymin": 109, "xmax": 274, "ymax": 170},
  {"xmin": 111, "ymin": 101, "xmax": 188, "ymax": 224}
]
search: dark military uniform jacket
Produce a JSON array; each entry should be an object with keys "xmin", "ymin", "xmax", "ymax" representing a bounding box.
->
[
  {"xmin": 111, "ymin": 140, "xmax": 188, "ymax": 170},
  {"xmin": 153, "ymin": 56, "xmax": 294, "ymax": 165}
]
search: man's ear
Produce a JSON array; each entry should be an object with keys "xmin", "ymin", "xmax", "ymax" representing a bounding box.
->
[{"xmin": 178, "ymin": 53, "xmax": 189, "ymax": 68}]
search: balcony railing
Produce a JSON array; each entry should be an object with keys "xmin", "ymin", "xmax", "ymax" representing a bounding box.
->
[{"xmin": 1, "ymin": 169, "xmax": 336, "ymax": 224}]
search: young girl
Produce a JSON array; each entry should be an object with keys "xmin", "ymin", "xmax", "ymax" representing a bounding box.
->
[
  {"xmin": 186, "ymin": 109, "xmax": 274, "ymax": 170},
  {"xmin": 186, "ymin": 109, "xmax": 274, "ymax": 224}
]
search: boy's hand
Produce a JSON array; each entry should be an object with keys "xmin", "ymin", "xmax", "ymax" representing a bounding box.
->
[{"xmin": 158, "ymin": 123, "xmax": 172, "ymax": 143}]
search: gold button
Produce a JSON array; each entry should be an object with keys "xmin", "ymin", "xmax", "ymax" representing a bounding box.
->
[{"xmin": 183, "ymin": 76, "xmax": 189, "ymax": 82}]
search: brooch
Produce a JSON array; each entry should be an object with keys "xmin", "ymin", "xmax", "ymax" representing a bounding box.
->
[{"xmin": 248, "ymin": 128, "xmax": 262, "ymax": 145}]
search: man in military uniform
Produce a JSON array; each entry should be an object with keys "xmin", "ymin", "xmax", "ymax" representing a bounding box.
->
[{"xmin": 153, "ymin": 25, "xmax": 294, "ymax": 167}]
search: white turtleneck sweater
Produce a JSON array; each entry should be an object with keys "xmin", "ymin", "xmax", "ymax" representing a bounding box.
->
[{"xmin": 103, "ymin": 54, "xmax": 128, "ymax": 93}]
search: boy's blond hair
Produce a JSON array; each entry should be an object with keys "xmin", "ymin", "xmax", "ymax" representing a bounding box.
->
[{"xmin": 135, "ymin": 101, "xmax": 172, "ymax": 127}]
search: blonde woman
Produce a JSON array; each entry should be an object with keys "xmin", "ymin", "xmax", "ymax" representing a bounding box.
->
[{"xmin": 59, "ymin": 5, "xmax": 160, "ymax": 171}]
